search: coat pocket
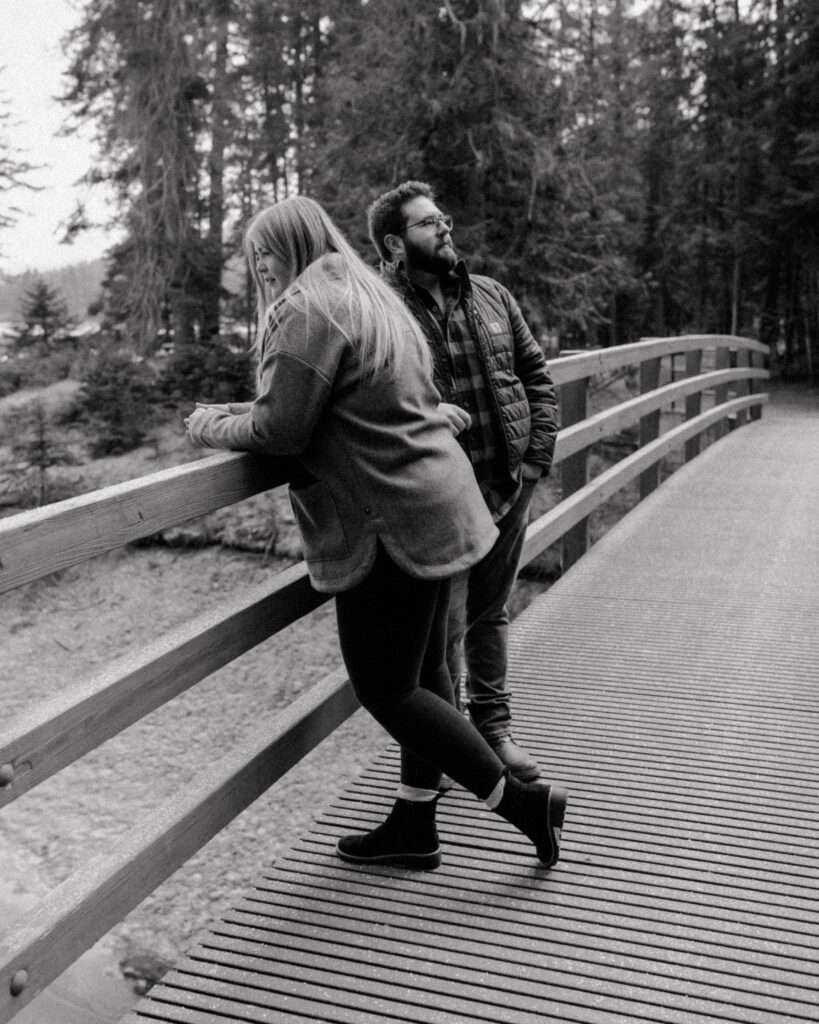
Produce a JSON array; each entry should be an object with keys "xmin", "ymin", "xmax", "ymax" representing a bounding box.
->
[{"xmin": 289, "ymin": 480, "xmax": 350, "ymax": 562}]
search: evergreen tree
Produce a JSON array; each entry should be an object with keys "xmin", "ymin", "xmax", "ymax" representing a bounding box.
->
[
  {"xmin": 9, "ymin": 401, "xmax": 76, "ymax": 507},
  {"xmin": 49, "ymin": 0, "xmax": 819, "ymax": 373},
  {"xmin": 309, "ymin": 0, "xmax": 642, "ymax": 342},
  {"xmin": 13, "ymin": 278, "xmax": 75, "ymax": 352},
  {"xmin": 755, "ymin": 0, "xmax": 819, "ymax": 379},
  {"xmin": 632, "ymin": 0, "xmax": 691, "ymax": 336},
  {"xmin": 79, "ymin": 347, "xmax": 156, "ymax": 455},
  {"xmin": 541, "ymin": 0, "xmax": 647, "ymax": 344},
  {"xmin": 62, "ymin": 0, "xmax": 232, "ymax": 350}
]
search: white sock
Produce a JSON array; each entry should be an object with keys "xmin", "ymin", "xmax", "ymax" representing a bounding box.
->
[
  {"xmin": 483, "ymin": 775, "xmax": 506, "ymax": 810},
  {"xmin": 397, "ymin": 784, "xmax": 439, "ymax": 803}
]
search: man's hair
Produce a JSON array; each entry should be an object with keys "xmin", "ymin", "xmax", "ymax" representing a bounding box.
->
[{"xmin": 367, "ymin": 180, "xmax": 436, "ymax": 262}]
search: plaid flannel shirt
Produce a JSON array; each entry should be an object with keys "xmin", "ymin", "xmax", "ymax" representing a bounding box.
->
[{"xmin": 416, "ymin": 277, "xmax": 520, "ymax": 521}]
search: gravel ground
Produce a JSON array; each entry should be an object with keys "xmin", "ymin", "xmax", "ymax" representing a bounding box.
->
[{"xmin": 1, "ymin": 544, "xmax": 389, "ymax": 974}]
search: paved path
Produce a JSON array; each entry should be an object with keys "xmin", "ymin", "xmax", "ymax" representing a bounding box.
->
[{"xmin": 124, "ymin": 383, "xmax": 819, "ymax": 1024}]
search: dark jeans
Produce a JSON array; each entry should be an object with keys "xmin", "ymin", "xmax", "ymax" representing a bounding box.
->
[
  {"xmin": 336, "ymin": 544, "xmax": 504, "ymax": 799},
  {"xmin": 447, "ymin": 477, "xmax": 538, "ymax": 741}
]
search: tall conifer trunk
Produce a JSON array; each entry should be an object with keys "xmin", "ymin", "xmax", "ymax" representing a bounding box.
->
[{"xmin": 202, "ymin": 0, "xmax": 231, "ymax": 341}]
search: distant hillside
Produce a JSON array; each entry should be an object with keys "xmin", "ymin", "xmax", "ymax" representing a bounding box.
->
[{"xmin": 0, "ymin": 259, "xmax": 107, "ymax": 322}]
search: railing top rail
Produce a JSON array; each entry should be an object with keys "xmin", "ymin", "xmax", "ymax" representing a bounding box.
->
[
  {"xmin": 0, "ymin": 335, "xmax": 768, "ymax": 596},
  {"xmin": 548, "ymin": 333, "xmax": 768, "ymax": 385},
  {"xmin": 0, "ymin": 451, "xmax": 283, "ymax": 596}
]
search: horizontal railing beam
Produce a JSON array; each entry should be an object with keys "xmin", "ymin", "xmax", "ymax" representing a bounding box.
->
[
  {"xmin": 0, "ymin": 451, "xmax": 289, "ymax": 595},
  {"xmin": 552, "ymin": 367, "xmax": 768, "ymax": 464},
  {"xmin": 548, "ymin": 333, "xmax": 766, "ymax": 386},
  {"xmin": 0, "ymin": 337, "xmax": 768, "ymax": 597},
  {"xmin": 521, "ymin": 391, "xmax": 768, "ymax": 567},
  {"xmin": 0, "ymin": 372, "xmax": 768, "ymax": 808},
  {"xmin": 0, "ymin": 668, "xmax": 360, "ymax": 1023},
  {"xmin": 0, "ymin": 561, "xmax": 329, "ymax": 807}
]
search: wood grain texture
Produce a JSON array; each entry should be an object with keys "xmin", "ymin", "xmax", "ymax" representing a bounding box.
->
[
  {"xmin": 0, "ymin": 451, "xmax": 287, "ymax": 594},
  {"xmin": 0, "ymin": 561, "xmax": 328, "ymax": 808}
]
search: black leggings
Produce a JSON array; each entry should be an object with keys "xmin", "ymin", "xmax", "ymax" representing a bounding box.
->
[{"xmin": 335, "ymin": 544, "xmax": 504, "ymax": 798}]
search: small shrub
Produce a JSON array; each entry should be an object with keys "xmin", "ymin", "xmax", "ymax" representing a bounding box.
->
[
  {"xmin": 0, "ymin": 346, "xmax": 81, "ymax": 395},
  {"xmin": 4, "ymin": 399, "xmax": 83, "ymax": 508},
  {"xmin": 0, "ymin": 363, "xmax": 23, "ymax": 398},
  {"xmin": 79, "ymin": 349, "xmax": 156, "ymax": 456},
  {"xmin": 25, "ymin": 346, "xmax": 79, "ymax": 387},
  {"xmin": 159, "ymin": 336, "xmax": 254, "ymax": 405}
]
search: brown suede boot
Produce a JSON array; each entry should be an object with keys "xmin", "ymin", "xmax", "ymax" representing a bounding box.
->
[
  {"xmin": 489, "ymin": 734, "xmax": 542, "ymax": 781},
  {"xmin": 336, "ymin": 797, "xmax": 441, "ymax": 870},
  {"xmin": 494, "ymin": 770, "xmax": 568, "ymax": 867}
]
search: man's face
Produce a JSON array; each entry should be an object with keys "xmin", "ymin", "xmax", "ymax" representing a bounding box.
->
[{"xmin": 399, "ymin": 196, "xmax": 457, "ymax": 276}]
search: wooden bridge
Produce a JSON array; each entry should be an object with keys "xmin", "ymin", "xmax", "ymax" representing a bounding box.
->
[{"xmin": 3, "ymin": 336, "xmax": 817, "ymax": 1023}]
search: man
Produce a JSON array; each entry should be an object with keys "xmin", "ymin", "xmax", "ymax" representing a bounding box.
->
[{"xmin": 367, "ymin": 181, "xmax": 559, "ymax": 781}]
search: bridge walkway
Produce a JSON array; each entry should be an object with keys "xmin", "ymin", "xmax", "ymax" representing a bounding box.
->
[{"xmin": 124, "ymin": 384, "xmax": 819, "ymax": 1024}]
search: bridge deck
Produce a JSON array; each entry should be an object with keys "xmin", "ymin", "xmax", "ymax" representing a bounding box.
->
[{"xmin": 124, "ymin": 386, "xmax": 819, "ymax": 1024}]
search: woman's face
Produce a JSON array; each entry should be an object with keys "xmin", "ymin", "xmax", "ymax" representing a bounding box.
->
[{"xmin": 254, "ymin": 243, "xmax": 295, "ymax": 300}]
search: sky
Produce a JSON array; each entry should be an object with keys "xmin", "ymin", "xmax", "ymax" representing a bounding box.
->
[{"xmin": 1, "ymin": 0, "xmax": 115, "ymax": 276}]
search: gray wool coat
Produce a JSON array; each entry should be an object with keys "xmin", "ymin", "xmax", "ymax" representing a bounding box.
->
[{"xmin": 189, "ymin": 257, "xmax": 498, "ymax": 593}]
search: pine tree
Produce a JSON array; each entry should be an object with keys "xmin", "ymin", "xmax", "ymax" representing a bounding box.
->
[
  {"xmin": 756, "ymin": 0, "xmax": 819, "ymax": 379},
  {"xmin": 309, "ymin": 0, "xmax": 642, "ymax": 342},
  {"xmin": 62, "ymin": 0, "xmax": 233, "ymax": 350},
  {"xmin": 13, "ymin": 278, "xmax": 75, "ymax": 353},
  {"xmin": 10, "ymin": 401, "xmax": 75, "ymax": 507}
]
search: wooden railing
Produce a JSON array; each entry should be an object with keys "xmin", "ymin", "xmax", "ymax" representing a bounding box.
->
[{"xmin": 0, "ymin": 334, "xmax": 768, "ymax": 1020}]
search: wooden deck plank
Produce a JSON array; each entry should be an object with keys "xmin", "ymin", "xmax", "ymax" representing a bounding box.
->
[
  {"xmin": 199, "ymin": 922, "xmax": 814, "ymax": 1005},
  {"xmin": 124, "ymin": 390, "xmax": 819, "ymax": 1024},
  {"xmin": 247, "ymin": 861, "xmax": 819, "ymax": 954},
  {"xmin": 296, "ymin": 858, "xmax": 817, "ymax": 933},
  {"xmin": 233, "ymin": 871, "xmax": 817, "ymax": 973}
]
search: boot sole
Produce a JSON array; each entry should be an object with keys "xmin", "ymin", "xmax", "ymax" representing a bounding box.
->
[
  {"xmin": 335, "ymin": 842, "xmax": 442, "ymax": 871},
  {"xmin": 540, "ymin": 784, "xmax": 569, "ymax": 868}
]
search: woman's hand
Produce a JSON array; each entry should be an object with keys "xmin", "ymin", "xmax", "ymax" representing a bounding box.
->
[
  {"xmin": 194, "ymin": 402, "xmax": 232, "ymax": 413},
  {"xmin": 438, "ymin": 402, "xmax": 472, "ymax": 436},
  {"xmin": 185, "ymin": 405, "xmax": 228, "ymax": 447}
]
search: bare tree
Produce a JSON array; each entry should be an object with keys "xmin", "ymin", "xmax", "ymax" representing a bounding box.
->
[{"xmin": 0, "ymin": 73, "xmax": 39, "ymax": 257}]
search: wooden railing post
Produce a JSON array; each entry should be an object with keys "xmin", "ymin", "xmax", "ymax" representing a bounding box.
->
[
  {"xmin": 713, "ymin": 346, "xmax": 731, "ymax": 439},
  {"xmin": 559, "ymin": 376, "xmax": 589, "ymax": 571},
  {"xmin": 750, "ymin": 349, "xmax": 765, "ymax": 421},
  {"xmin": 639, "ymin": 356, "xmax": 661, "ymax": 499},
  {"xmin": 684, "ymin": 348, "xmax": 703, "ymax": 461},
  {"xmin": 734, "ymin": 348, "xmax": 751, "ymax": 428}
]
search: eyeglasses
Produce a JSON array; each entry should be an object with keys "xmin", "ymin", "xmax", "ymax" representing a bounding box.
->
[{"xmin": 404, "ymin": 212, "xmax": 453, "ymax": 232}]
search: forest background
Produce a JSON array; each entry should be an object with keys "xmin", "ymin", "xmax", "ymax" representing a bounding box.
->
[
  {"xmin": 3, "ymin": 0, "xmax": 819, "ymax": 381},
  {"xmin": 1, "ymin": 2, "xmax": 816, "ymax": 1009}
]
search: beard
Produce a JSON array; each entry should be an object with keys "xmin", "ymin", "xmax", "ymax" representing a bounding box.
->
[{"xmin": 403, "ymin": 235, "xmax": 458, "ymax": 276}]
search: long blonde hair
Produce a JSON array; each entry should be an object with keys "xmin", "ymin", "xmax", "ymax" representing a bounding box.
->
[{"xmin": 243, "ymin": 196, "xmax": 430, "ymax": 380}]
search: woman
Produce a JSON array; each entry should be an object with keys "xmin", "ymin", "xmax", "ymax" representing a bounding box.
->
[{"xmin": 186, "ymin": 196, "xmax": 567, "ymax": 870}]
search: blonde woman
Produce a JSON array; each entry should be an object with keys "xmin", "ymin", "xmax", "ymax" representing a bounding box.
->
[{"xmin": 186, "ymin": 196, "xmax": 568, "ymax": 870}]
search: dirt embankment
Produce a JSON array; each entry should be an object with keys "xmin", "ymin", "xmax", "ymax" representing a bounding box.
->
[
  {"xmin": 2, "ymin": 548, "xmax": 553, "ymax": 959},
  {"xmin": 1, "ymin": 542, "xmax": 394, "ymax": 972}
]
